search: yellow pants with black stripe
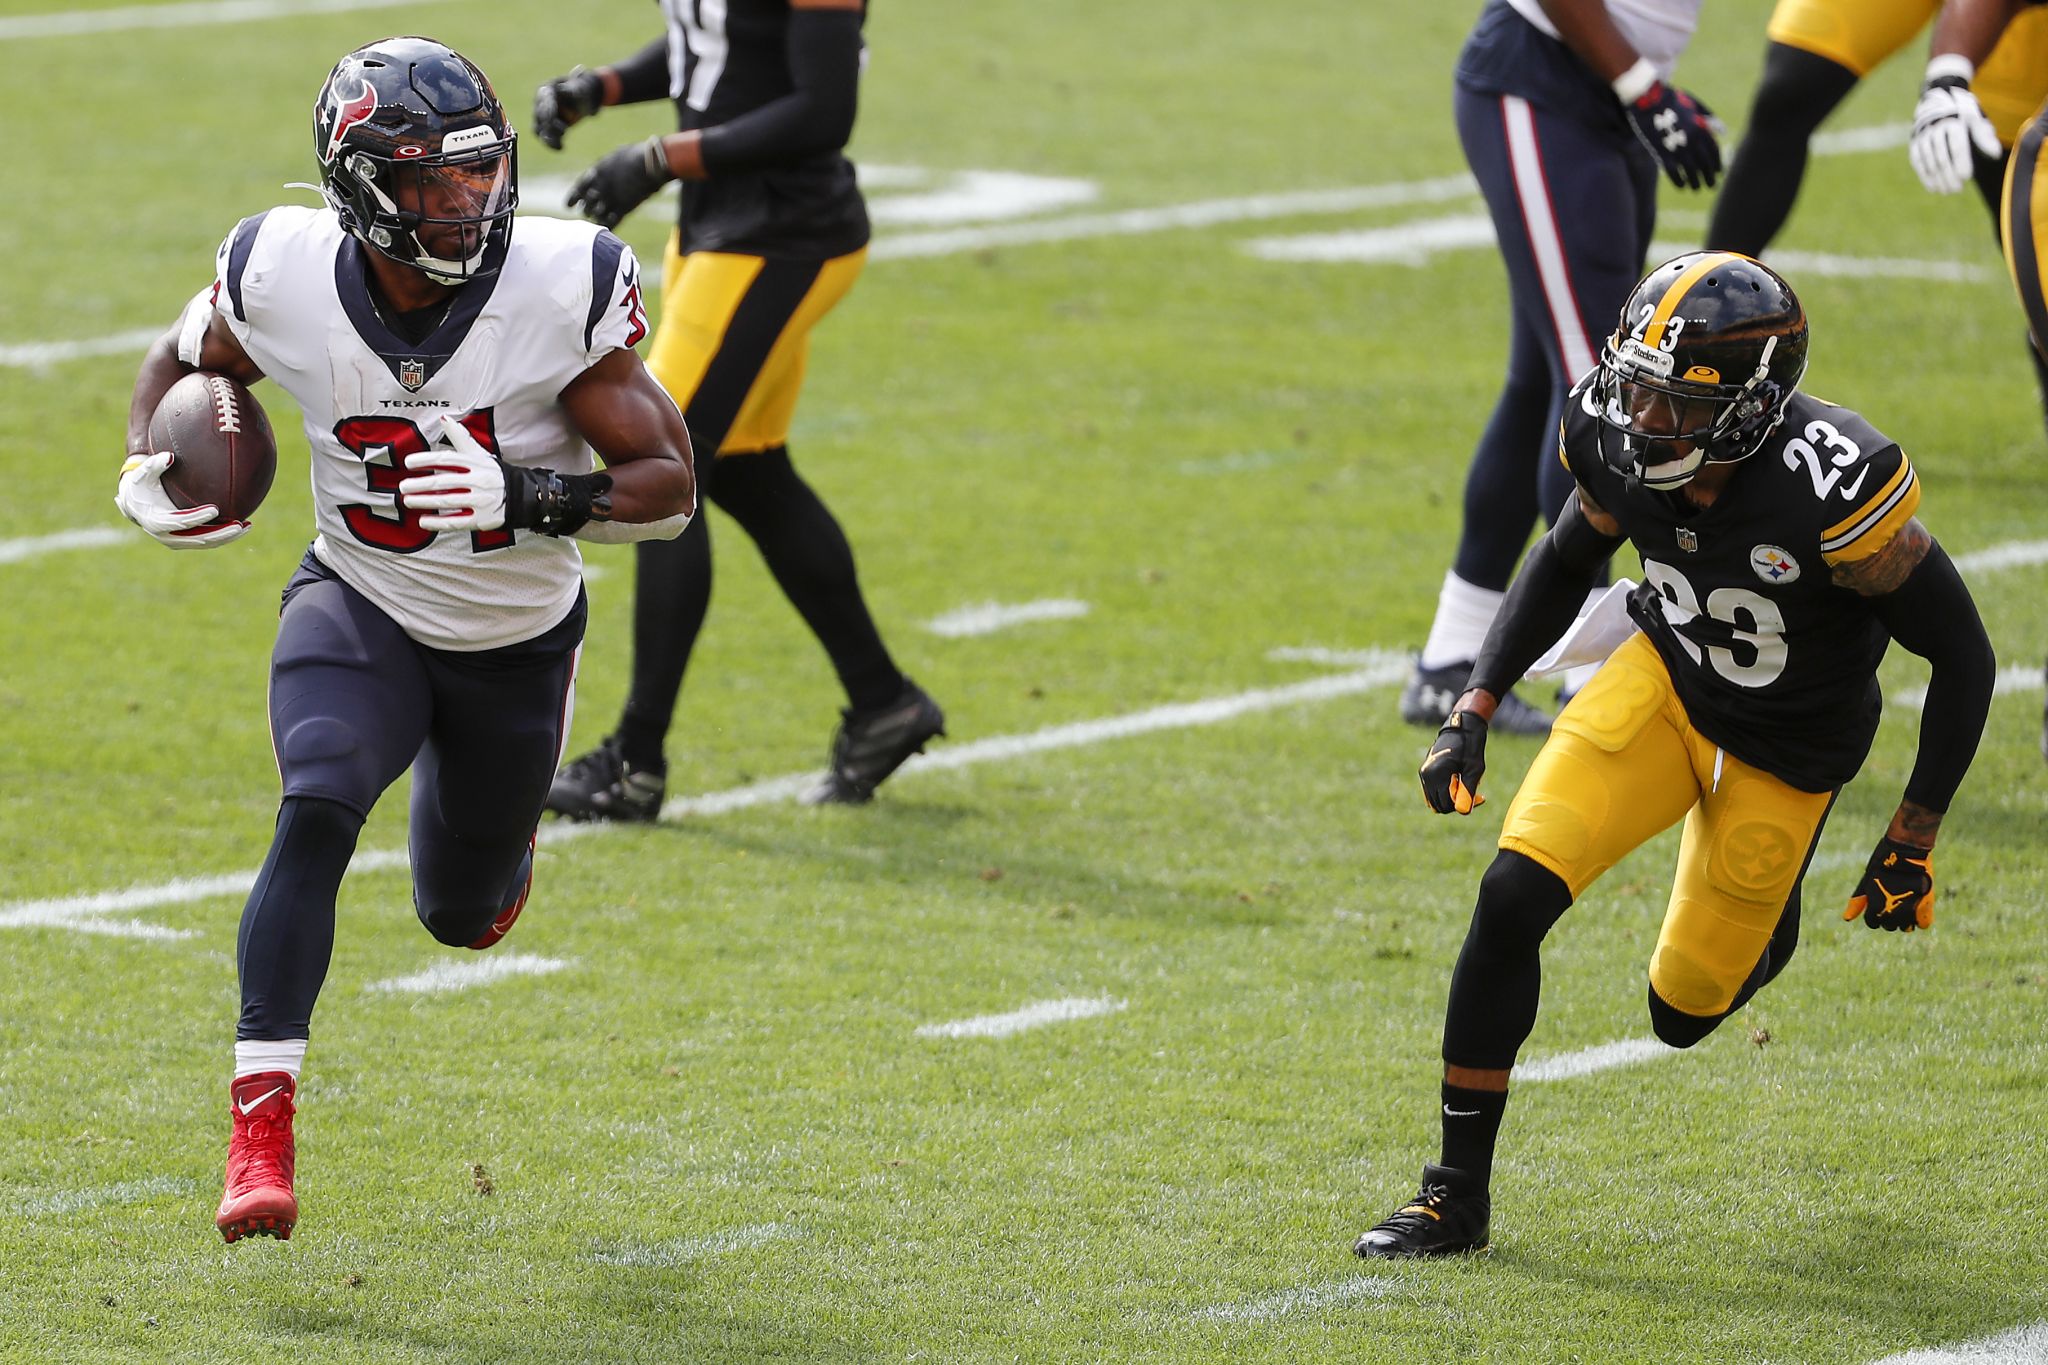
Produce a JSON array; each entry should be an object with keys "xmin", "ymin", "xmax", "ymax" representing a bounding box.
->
[
  {"xmin": 643, "ymin": 234, "xmax": 866, "ymax": 458},
  {"xmin": 1499, "ymin": 635, "xmax": 1834, "ymax": 1019},
  {"xmin": 2003, "ymin": 98, "xmax": 2048, "ymax": 351}
]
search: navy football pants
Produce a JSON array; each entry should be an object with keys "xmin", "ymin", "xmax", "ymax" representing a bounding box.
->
[
  {"xmin": 1450, "ymin": 86, "xmax": 1658, "ymax": 589},
  {"xmin": 236, "ymin": 555, "xmax": 581, "ymax": 1040}
]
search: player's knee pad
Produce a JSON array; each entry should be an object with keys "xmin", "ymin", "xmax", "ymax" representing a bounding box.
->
[
  {"xmin": 275, "ymin": 715, "xmax": 380, "ymax": 816},
  {"xmin": 1647, "ymin": 980, "xmax": 1727, "ymax": 1049},
  {"xmin": 413, "ymin": 841, "xmax": 532, "ymax": 946},
  {"xmin": 415, "ymin": 889, "xmax": 495, "ymax": 947},
  {"xmin": 1469, "ymin": 849, "xmax": 1573, "ymax": 954}
]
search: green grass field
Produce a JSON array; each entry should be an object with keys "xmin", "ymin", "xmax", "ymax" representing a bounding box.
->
[{"xmin": 3, "ymin": 0, "xmax": 2046, "ymax": 1360}]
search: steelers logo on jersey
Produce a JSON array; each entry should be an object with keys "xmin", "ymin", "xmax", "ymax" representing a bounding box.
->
[{"xmin": 1750, "ymin": 545, "xmax": 1801, "ymax": 585}]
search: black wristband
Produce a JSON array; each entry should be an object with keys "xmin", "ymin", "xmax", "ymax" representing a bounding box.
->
[{"xmin": 504, "ymin": 467, "xmax": 614, "ymax": 537}]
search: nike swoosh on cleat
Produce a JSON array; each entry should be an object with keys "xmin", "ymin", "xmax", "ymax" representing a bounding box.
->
[{"xmin": 237, "ymin": 1085, "xmax": 285, "ymax": 1115}]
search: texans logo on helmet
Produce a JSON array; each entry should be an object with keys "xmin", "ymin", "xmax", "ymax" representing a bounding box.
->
[{"xmin": 324, "ymin": 78, "xmax": 378, "ymax": 165}]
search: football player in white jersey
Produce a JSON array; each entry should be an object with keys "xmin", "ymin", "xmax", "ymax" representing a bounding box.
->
[{"xmin": 115, "ymin": 37, "xmax": 696, "ymax": 1245}]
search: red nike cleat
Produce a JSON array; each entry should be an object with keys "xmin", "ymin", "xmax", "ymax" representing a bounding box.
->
[
  {"xmin": 469, "ymin": 831, "xmax": 537, "ymax": 950},
  {"xmin": 216, "ymin": 1071, "xmax": 298, "ymax": 1243}
]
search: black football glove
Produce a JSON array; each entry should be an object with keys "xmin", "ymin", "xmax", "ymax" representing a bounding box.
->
[
  {"xmin": 565, "ymin": 136, "xmax": 673, "ymax": 229},
  {"xmin": 1624, "ymin": 83, "xmax": 1724, "ymax": 190},
  {"xmin": 1419, "ymin": 710, "xmax": 1488, "ymax": 816},
  {"xmin": 532, "ymin": 67, "xmax": 605, "ymax": 151},
  {"xmin": 1842, "ymin": 836, "xmax": 1935, "ymax": 932}
]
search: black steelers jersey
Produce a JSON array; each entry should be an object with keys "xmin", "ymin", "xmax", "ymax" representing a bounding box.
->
[
  {"xmin": 660, "ymin": 0, "xmax": 871, "ymax": 257},
  {"xmin": 1560, "ymin": 378, "xmax": 1922, "ymax": 793}
]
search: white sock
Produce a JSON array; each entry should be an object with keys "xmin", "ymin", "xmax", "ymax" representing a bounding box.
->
[
  {"xmin": 1419, "ymin": 572, "xmax": 1505, "ymax": 670},
  {"xmin": 234, "ymin": 1039, "xmax": 307, "ymax": 1082}
]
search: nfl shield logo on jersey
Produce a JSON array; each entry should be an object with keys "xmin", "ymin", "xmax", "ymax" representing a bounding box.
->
[
  {"xmin": 1751, "ymin": 545, "xmax": 1800, "ymax": 585},
  {"xmin": 399, "ymin": 359, "xmax": 427, "ymax": 392},
  {"xmin": 1676, "ymin": 528, "xmax": 1699, "ymax": 553}
]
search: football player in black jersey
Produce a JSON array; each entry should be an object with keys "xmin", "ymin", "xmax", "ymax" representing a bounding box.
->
[
  {"xmin": 1356, "ymin": 254, "xmax": 1996, "ymax": 1258},
  {"xmin": 533, "ymin": 0, "xmax": 944, "ymax": 818}
]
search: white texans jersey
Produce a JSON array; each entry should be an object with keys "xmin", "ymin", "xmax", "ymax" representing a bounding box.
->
[
  {"xmin": 189, "ymin": 205, "xmax": 649, "ymax": 651},
  {"xmin": 1503, "ymin": 0, "xmax": 1701, "ymax": 78}
]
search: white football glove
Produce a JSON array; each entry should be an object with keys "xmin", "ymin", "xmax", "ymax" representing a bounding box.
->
[
  {"xmin": 1910, "ymin": 78, "xmax": 2001, "ymax": 194},
  {"xmin": 397, "ymin": 421, "xmax": 509, "ymax": 532},
  {"xmin": 114, "ymin": 452, "xmax": 250, "ymax": 549}
]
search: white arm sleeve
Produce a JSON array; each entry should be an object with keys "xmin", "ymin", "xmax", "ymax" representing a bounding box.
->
[
  {"xmin": 174, "ymin": 288, "xmax": 216, "ymax": 367},
  {"xmin": 569, "ymin": 509, "xmax": 694, "ymax": 544}
]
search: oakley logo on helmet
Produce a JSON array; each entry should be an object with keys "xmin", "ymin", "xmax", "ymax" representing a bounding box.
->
[{"xmin": 324, "ymin": 78, "xmax": 378, "ymax": 166}]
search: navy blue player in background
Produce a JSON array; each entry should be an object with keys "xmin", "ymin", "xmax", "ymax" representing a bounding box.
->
[
  {"xmin": 1399, "ymin": 0, "xmax": 1722, "ymax": 736},
  {"xmin": 117, "ymin": 39, "xmax": 695, "ymax": 1243},
  {"xmin": 1358, "ymin": 254, "xmax": 1995, "ymax": 1257},
  {"xmin": 534, "ymin": 0, "xmax": 945, "ymax": 821}
]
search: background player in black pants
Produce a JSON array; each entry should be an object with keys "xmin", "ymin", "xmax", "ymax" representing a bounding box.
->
[
  {"xmin": 536, "ymin": 0, "xmax": 943, "ymax": 820},
  {"xmin": 1400, "ymin": 0, "xmax": 1722, "ymax": 737}
]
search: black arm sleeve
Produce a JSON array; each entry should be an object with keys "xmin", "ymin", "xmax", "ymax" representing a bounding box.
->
[
  {"xmin": 1865, "ymin": 541, "xmax": 1996, "ymax": 813},
  {"xmin": 698, "ymin": 9, "xmax": 862, "ymax": 173},
  {"xmin": 1468, "ymin": 493, "xmax": 1625, "ymax": 699},
  {"xmin": 608, "ymin": 37, "xmax": 672, "ymax": 106}
]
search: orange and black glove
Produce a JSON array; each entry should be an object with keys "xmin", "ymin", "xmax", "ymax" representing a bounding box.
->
[
  {"xmin": 1843, "ymin": 837, "xmax": 1935, "ymax": 931},
  {"xmin": 1419, "ymin": 710, "xmax": 1488, "ymax": 816}
]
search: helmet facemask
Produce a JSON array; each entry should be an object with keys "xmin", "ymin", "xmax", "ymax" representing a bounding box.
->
[
  {"xmin": 340, "ymin": 129, "xmax": 517, "ymax": 284},
  {"xmin": 1596, "ymin": 330, "xmax": 1800, "ymax": 491}
]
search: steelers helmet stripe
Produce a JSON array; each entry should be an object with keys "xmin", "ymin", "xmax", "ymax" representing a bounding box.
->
[{"xmin": 1641, "ymin": 251, "xmax": 1753, "ymax": 350}]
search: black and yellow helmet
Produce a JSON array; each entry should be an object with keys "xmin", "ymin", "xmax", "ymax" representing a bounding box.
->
[{"xmin": 1595, "ymin": 252, "xmax": 1808, "ymax": 490}]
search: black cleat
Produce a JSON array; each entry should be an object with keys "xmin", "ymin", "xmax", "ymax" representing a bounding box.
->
[
  {"xmin": 1354, "ymin": 1164, "xmax": 1492, "ymax": 1259},
  {"xmin": 1399, "ymin": 659, "xmax": 1552, "ymax": 736},
  {"xmin": 802, "ymin": 680, "xmax": 946, "ymax": 805},
  {"xmin": 545, "ymin": 736, "xmax": 666, "ymax": 823}
]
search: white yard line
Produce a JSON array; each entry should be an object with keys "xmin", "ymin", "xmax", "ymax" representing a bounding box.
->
[
  {"xmin": 0, "ymin": 0, "xmax": 445, "ymax": 41},
  {"xmin": 869, "ymin": 177, "xmax": 1480, "ymax": 260},
  {"xmin": 1516, "ymin": 1038, "xmax": 1674, "ymax": 1083},
  {"xmin": 590, "ymin": 1223, "xmax": 797, "ymax": 1265},
  {"xmin": 1, "ymin": 657, "xmax": 1411, "ymax": 934},
  {"xmin": 363, "ymin": 952, "xmax": 572, "ymax": 995},
  {"xmin": 0, "ymin": 327, "xmax": 163, "ymax": 368},
  {"xmin": 0, "ymin": 528, "xmax": 128, "ymax": 565},
  {"xmin": 1192, "ymin": 1277, "xmax": 1397, "ymax": 1322},
  {"xmin": 914, "ymin": 996, "xmax": 1126, "ymax": 1039},
  {"xmin": 1869, "ymin": 1322, "xmax": 2048, "ymax": 1364},
  {"xmin": 1955, "ymin": 539, "xmax": 2048, "ymax": 574},
  {"xmin": 16, "ymin": 1175, "xmax": 195, "ymax": 1216},
  {"xmin": 1894, "ymin": 664, "xmax": 2042, "ymax": 713},
  {"xmin": 923, "ymin": 598, "xmax": 1091, "ymax": 638}
]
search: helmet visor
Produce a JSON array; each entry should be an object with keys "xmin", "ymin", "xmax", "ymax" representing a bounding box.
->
[{"xmin": 393, "ymin": 148, "xmax": 513, "ymax": 264}]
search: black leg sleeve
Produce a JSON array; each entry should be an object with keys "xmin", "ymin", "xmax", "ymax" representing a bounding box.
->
[
  {"xmin": 235, "ymin": 796, "xmax": 363, "ymax": 1041},
  {"xmin": 615, "ymin": 509, "xmax": 714, "ymax": 770},
  {"xmin": 1705, "ymin": 43, "xmax": 1861, "ymax": 255},
  {"xmin": 710, "ymin": 446, "xmax": 904, "ymax": 713},
  {"xmin": 1442, "ymin": 850, "xmax": 1575, "ymax": 1070}
]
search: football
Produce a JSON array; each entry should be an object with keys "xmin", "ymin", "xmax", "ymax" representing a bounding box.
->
[{"xmin": 148, "ymin": 371, "xmax": 277, "ymax": 523}]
